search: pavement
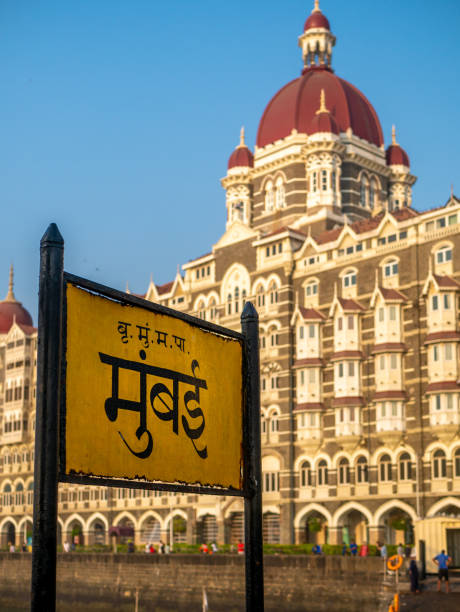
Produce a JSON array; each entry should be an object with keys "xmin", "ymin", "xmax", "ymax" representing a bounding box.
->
[{"xmin": 397, "ymin": 575, "xmax": 460, "ymax": 611}]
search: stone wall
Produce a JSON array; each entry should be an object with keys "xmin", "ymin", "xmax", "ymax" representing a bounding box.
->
[{"xmin": 0, "ymin": 552, "xmax": 389, "ymax": 611}]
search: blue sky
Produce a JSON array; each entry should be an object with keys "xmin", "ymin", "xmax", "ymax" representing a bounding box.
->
[{"xmin": 1, "ymin": 0, "xmax": 459, "ymax": 321}]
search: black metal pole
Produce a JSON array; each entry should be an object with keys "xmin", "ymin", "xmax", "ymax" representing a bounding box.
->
[
  {"xmin": 31, "ymin": 223, "xmax": 64, "ymax": 612},
  {"xmin": 241, "ymin": 302, "xmax": 264, "ymax": 612}
]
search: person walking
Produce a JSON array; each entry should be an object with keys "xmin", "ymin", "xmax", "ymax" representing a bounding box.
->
[
  {"xmin": 409, "ymin": 555, "xmax": 420, "ymax": 594},
  {"xmin": 433, "ymin": 549, "xmax": 452, "ymax": 593},
  {"xmin": 349, "ymin": 541, "xmax": 358, "ymax": 556}
]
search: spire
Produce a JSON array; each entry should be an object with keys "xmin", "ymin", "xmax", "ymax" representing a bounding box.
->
[
  {"xmin": 125, "ymin": 281, "xmax": 130, "ymax": 294},
  {"xmin": 4, "ymin": 264, "xmax": 16, "ymax": 303},
  {"xmin": 237, "ymin": 126, "xmax": 246, "ymax": 149},
  {"xmin": 313, "ymin": 0, "xmax": 320, "ymax": 12},
  {"xmin": 391, "ymin": 125, "xmax": 397, "ymax": 145},
  {"xmin": 316, "ymin": 89, "xmax": 329, "ymax": 115}
]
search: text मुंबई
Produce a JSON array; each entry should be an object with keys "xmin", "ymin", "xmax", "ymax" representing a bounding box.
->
[{"xmin": 99, "ymin": 321, "xmax": 208, "ymax": 460}]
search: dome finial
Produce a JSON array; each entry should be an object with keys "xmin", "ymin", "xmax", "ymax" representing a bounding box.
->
[
  {"xmin": 313, "ymin": 0, "xmax": 320, "ymax": 12},
  {"xmin": 392, "ymin": 124, "xmax": 397, "ymax": 145},
  {"xmin": 316, "ymin": 89, "xmax": 329, "ymax": 114},
  {"xmin": 5, "ymin": 264, "xmax": 16, "ymax": 302},
  {"xmin": 238, "ymin": 126, "xmax": 245, "ymax": 148}
]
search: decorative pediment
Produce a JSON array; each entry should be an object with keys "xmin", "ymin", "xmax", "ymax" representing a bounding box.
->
[{"xmin": 214, "ymin": 221, "xmax": 257, "ymax": 249}]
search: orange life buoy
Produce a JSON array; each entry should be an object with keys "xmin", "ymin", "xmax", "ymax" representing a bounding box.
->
[{"xmin": 387, "ymin": 554, "xmax": 403, "ymax": 571}]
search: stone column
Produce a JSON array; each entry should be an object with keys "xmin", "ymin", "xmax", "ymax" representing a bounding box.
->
[
  {"xmin": 327, "ymin": 526, "xmax": 343, "ymax": 546},
  {"xmin": 368, "ymin": 525, "xmax": 385, "ymax": 546}
]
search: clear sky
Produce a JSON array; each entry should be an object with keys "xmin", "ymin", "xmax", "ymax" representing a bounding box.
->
[{"xmin": 1, "ymin": 0, "xmax": 459, "ymax": 322}]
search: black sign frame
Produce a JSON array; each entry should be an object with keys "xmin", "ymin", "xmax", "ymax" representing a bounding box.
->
[{"xmin": 31, "ymin": 223, "xmax": 264, "ymax": 611}]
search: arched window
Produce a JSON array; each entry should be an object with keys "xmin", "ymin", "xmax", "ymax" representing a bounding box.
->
[
  {"xmin": 436, "ymin": 246, "xmax": 453, "ymax": 264},
  {"xmin": 360, "ymin": 176, "xmax": 368, "ymax": 207},
  {"xmin": 232, "ymin": 201, "xmax": 245, "ymax": 223},
  {"xmin": 455, "ymin": 448, "xmax": 460, "ymax": 478},
  {"xmin": 265, "ymin": 182, "xmax": 274, "ymax": 211},
  {"xmin": 275, "ymin": 178, "xmax": 285, "ymax": 209},
  {"xmin": 384, "ymin": 258, "xmax": 398, "ymax": 278},
  {"xmin": 196, "ymin": 299, "xmax": 206, "ymax": 321},
  {"xmin": 208, "ymin": 298, "xmax": 217, "ymax": 321},
  {"xmin": 270, "ymin": 412, "xmax": 279, "ymax": 433},
  {"xmin": 305, "ymin": 281, "xmax": 318, "ymax": 298},
  {"xmin": 317, "ymin": 460, "xmax": 328, "ymax": 486},
  {"xmin": 399, "ymin": 453, "xmax": 412, "ymax": 481},
  {"xmin": 433, "ymin": 449, "xmax": 447, "ymax": 479},
  {"xmin": 27, "ymin": 481, "xmax": 34, "ymax": 505},
  {"xmin": 369, "ymin": 178, "xmax": 378, "ymax": 209},
  {"xmin": 338, "ymin": 458, "xmax": 350, "ymax": 484},
  {"xmin": 2, "ymin": 483, "xmax": 12, "ymax": 506},
  {"xmin": 379, "ymin": 454, "xmax": 392, "ymax": 482},
  {"xmin": 15, "ymin": 482, "xmax": 24, "ymax": 505},
  {"xmin": 356, "ymin": 456, "xmax": 368, "ymax": 483},
  {"xmin": 300, "ymin": 461, "xmax": 312, "ymax": 487},
  {"xmin": 234, "ymin": 286, "xmax": 240, "ymax": 314},
  {"xmin": 256, "ymin": 285, "xmax": 265, "ymax": 309},
  {"xmin": 342, "ymin": 270, "xmax": 357, "ymax": 289},
  {"xmin": 268, "ymin": 281, "xmax": 279, "ymax": 305}
]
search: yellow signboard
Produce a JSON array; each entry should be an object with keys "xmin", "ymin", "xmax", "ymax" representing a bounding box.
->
[{"xmin": 64, "ymin": 283, "xmax": 243, "ymax": 489}]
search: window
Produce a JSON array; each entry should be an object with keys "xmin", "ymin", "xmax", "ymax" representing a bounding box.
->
[
  {"xmin": 433, "ymin": 345, "xmax": 439, "ymax": 362},
  {"xmin": 317, "ymin": 460, "xmax": 328, "ymax": 486},
  {"xmin": 308, "ymin": 369, "xmax": 316, "ymax": 383},
  {"xmin": 389, "ymin": 306, "xmax": 396, "ymax": 321},
  {"xmin": 399, "ymin": 453, "xmax": 412, "ymax": 481},
  {"xmin": 445, "ymin": 344, "xmax": 453, "ymax": 360},
  {"xmin": 454, "ymin": 448, "xmax": 460, "ymax": 478},
  {"xmin": 378, "ymin": 307, "xmax": 384, "ymax": 323},
  {"xmin": 275, "ymin": 179, "xmax": 285, "ymax": 209},
  {"xmin": 347, "ymin": 315, "xmax": 354, "ymax": 330},
  {"xmin": 432, "ymin": 295, "xmax": 439, "ymax": 311},
  {"xmin": 390, "ymin": 354, "xmax": 397, "ymax": 369},
  {"xmin": 299, "ymin": 326, "xmax": 304, "ymax": 340},
  {"xmin": 268, "ymin": 282, "xmax": 279, "ymax": 305},
  {"xmin": 306, "ymin": 281, "xmax": 318, "ymax": 297},
  {"xmin": 360, "ymin": 176, "xmax": 368, "ymax": 207},
  {"xmin": 379, "ymin": 454, "xmax": 392, "ymax": 482},
  {"xmin": 338, "ymin": 363, "xmax": 344, "ymax": 377},
  {"xmin": 265, "ymin": 182, "xmax": 274, "ymax": 211},
  {"xmin": 356, "ymin": 456, "xmax": 368, "ymax": 483},
  {"xmin": 264, "ymin": 472, "xmax": 280, "ymax": 492},
  {"xmin": 433, "ymin": 449, "xmax": 446, "ymax": 479},
  {"xmin": 321, "ymin": 170, "xmax": 327, "ymax": 191},
  {"xmin": 338, "ymin": 458, "xmax": 350, "ymax": 484},
  {"xmin": 308, "ymin": 324, "xmax": 315, "ymax": 338},
  {"xmin": 256, "ymin": 286, "xmax": 265, "ymax": 308},
  {"xmin": 348, "ymin": 362, "xmax": 355, "ymax": 376},
  {"xmin": 436, "ymin": 246, "xmax": 453, "ymax": 264},
  {"xmin": 443, "ymin": 294, "xmax": 450, "ymax": 309},
  {"xmin": 300, "ymin": 461, "xmax": 312, "ymax": 487},
  {"xmin": 337, "ymin": 317, "xmax": 343, "ymax": 331},
  {"xmin": 384, "ymin": 259, "xmax": 398, "ymax": 277},
  {"xmin": 312, "ymin": 171, "xmax": 318, "ymax": 192},
  {"xmin": 343, "ymin": 271, "xmax": 357, "ymax": 288}
]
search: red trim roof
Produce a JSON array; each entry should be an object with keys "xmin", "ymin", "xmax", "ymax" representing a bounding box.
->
[
  {"xmin": 330, "ymin": 350, "xmax": 364, "ymax": 361},
  {"xmin": 433, "ymin": 274, "xmax": 460, "ymax": 289},
  {"xmin": 379, "ymin": 287, "xmax": 407, "ymax": 301},
  {"xmin": 426, "ymin": 381, "xmax": 460, "ymax": 393},
  {"xmin": 293, "ymin": 358, "xmax": 324, "ymax": 368},
  {"xmin": 373, "ymin": 391, "xmax": 407, "ymax": 401},
  {"xmin": 304, "ymin": 11, "xmax": 330, "ymax": 31},
  {"xmin": 424, "ymin": 332, "xmax": 460, "ymax": 344},
  {"xmin": 299, "ymin": 306, "xmax": 326, "ymax": 320},
  {"xmin": 338, "ymin": 297, "xmax": 365, "ymax": 311},
  {"xmin": 331, "ymin": 396, "xmax": 365, "ymax": 407},
  {"xmin": 294, "ymin": 402, "xmax": 325, "ymax": 411},
  {"xmin": 157, "ymin": 281, "xmax": 174, "ymax": 295},
  {"xmin": 371, "ymin": 343, "xmax": 407, "ymax": 354}
]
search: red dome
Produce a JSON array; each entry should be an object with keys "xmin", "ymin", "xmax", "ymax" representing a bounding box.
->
[
  {"xmin": 386, "ymin": 144, "xmax": 410, "ymax": 168},
  {"xmin": 228, "ymin": 145, "xmax": 254, "ymax": 169},
  {"xmin": 256, "ymin": 68, "xmax": 383, "ymax": 148},
  {"xmin": 304, "ymin": 11, "xmax": 330, "ymax": 31},
  {"xmin": 0, "ymin": 300, "xmax": 33, "ymax": 334}
]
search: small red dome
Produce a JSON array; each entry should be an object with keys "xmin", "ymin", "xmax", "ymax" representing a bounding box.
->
[
  {"xmin": 228, "ymin": 128, "xmax": 254, "ymax": 169},
  {"xmin": 304, "ymin": 11, "xmax": 330, "ymax": 31},
  {"xmin": 228, "ymin": 146, "xmax": 254, "ymax": 170},
  {"xmin": 0, "ymin": 301, "xmax": 33, "ymax": 334},
  {"xmin": 386, "ymin": 144, "xmax": 410, "ymax": 168},
  {"xmin": 0, "ymin": 267, "xmax": 34, "ymax": 334},
  {"xmin": 257, "ymin": 68, "xmax": 383, "ymax": 148}
]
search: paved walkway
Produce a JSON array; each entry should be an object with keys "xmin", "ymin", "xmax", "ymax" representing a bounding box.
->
[{"xmin": 398, "ymin": 575, "xmax": 460, "ymax": 611}]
